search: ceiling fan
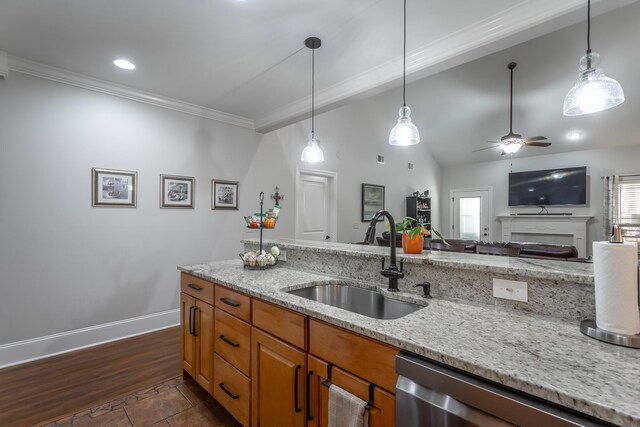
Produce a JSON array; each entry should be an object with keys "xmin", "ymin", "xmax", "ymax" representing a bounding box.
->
[{"xmin": 474, "ymin": 62, "xmax": 551, "ymax": 155}]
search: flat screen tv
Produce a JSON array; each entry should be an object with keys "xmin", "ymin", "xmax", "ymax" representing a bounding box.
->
[{"xmin": 508, "ymin": 166, "xmax": 587, "ymax": 206}]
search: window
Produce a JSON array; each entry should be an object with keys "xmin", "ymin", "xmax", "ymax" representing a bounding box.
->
[{"xmin": 614, "ymin": 175, "xmax": 640, "ymax": 247}]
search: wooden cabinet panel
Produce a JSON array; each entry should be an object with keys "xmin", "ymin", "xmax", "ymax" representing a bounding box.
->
[
  {"xmin": 307, "ymin": 355, "xmax": 395, "ymax": 427},
  {"xmin": 309, "ymin": 319, "xmax": 398, "ymax": 392},
  {"xmin": 195, "ymin": 299, "xmax": 214, "ymax": 392},
  {"xmin": 215, "ymin": 308, "xmax": 251, "ymax": 376},
  {"xmin": 180, "ymin": 293, "xmax": 196, "ymax": 377},
  {"xmin": 181, "ymin": 273, "xmax": 215, "ymax": 306},
  {"xmin": 252, "ymin": 299, "xmax": 307, "ymax": 350},
  {"xmin": 251, "ymin": 328, "xmax": 306, "ymax": 427},
  {"xmin": 213, "ymin": 354, "xmax": 251, "ymax": 427},
  {"xmin": 215, "ymin": 285, "xmax": 251, "ymax": 322}
]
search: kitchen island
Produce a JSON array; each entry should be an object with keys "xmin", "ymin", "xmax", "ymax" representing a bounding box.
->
[{"xmin": 180, "ymin": 239, "xmax": 640, "ymax": 426}]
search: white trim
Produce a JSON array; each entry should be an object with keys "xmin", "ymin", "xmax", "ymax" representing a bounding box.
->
[
  {"xmin": 0, "ymin": 309, "xmax": 179, "ymax": 369},
  {"xmin": 7, "ymin": 55, "xmax": 255, "ymax": 130},
  {"xmin": 253, "ymin": 0, "xmax": 620, "ymax": 133},
  {"xmin": 295, "ymin": 167, "xmax": 338, "ymax": 242}
]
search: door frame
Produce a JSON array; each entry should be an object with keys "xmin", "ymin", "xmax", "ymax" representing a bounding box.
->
[
  {"xmin": 449, "ymin": 187, "xmax": 493, "ymax": 241},
  {"xmin": 295, "ymin": 167, "xmax": 338, "ymax": 242}
]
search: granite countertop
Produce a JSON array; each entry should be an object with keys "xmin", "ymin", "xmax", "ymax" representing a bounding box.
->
[
  {"xmin": 242, "ymin": 238, "xmax": 595, "ymax": 284},
  {"xmin": 179, "ymin": 260, "xmax": 639, "ymax": 426}
]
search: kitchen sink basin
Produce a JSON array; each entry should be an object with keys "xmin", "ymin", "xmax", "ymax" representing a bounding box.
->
[{"xmin": 286, "ymin": 284, "xmax": 424, "ymax": 320}]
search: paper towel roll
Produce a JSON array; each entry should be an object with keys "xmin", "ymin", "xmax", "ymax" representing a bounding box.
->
[{"xmin": 593, "ymin": 241, "xmax": 640, "ymax": 335}]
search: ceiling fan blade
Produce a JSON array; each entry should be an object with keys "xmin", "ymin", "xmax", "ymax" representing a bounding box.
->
[
  {"xmin": 472, "ymin": 146, "xmax": 500, "ymax": 153},
  {"xmin": 501, "ymin": 151, "xmax": 507, "ymax": 156},
  {"xmin": 523, "ymin": 141, "xmax": 552, "ymax": 147},
  {"xmin": 486, "ymin": 140, "xmax": 501, "ymax": 144},
  {"xmin": 523, "ymin": 136, "xmax": 548, "ymax": 142}
]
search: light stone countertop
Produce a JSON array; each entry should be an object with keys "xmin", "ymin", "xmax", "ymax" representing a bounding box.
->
[
  {"xmin": 179, "ymin": 259, "xmax": 639, "ymax": 426},
  {"xmin": 242, "ymin": 238, "xmax": 595, "ymax": 284}
]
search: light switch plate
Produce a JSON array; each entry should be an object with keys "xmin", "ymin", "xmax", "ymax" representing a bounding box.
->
[{"xmin": 493, "ymin": 278, "xmax": 528, "ymax": 303}]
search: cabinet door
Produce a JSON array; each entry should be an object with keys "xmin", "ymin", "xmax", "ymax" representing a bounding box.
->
[
  {"xmin": 180, "ymin": 292, "xmax": 196, "ymax": 376},
  {"xmin": 251, "ymin": 328, "xmax": 306, "ymax": 427},
  {"xmin": 195, "ymin": 299, "xmax": 214, "ymax": 392},
  {"xmin": 307, "ymin": 355, "xmax": 395, "ymax": 427}
]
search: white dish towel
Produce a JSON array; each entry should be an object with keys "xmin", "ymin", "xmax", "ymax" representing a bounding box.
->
[{"xmin": 328, "ymin": 384, "xmax": 370, "ymax": 427}]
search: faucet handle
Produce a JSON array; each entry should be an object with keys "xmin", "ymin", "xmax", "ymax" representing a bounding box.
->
[{"xmin": 414, "ymin": 282, "xmax": 432, "ymax": 298}]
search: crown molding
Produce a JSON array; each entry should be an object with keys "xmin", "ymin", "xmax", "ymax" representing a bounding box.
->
[
  {"xmin": 8, "ymin": 55, "xmax": 255, "ymax": 130},
  {"xmin": 252, "ymin": 0, "xmax": 606, "ymax": 133}
]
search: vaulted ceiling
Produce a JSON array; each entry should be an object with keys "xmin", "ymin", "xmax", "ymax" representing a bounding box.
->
[{"xmin": 1, "ymin": 0, "xmax": 635, "ymax": 137}]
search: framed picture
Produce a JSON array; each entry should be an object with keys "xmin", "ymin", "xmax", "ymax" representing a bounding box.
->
[
  {"xmin": 212, "ymin": 180, "xmax": 239, "ymax": 210},
  {"xmin": 160, "ymin": 174, "xmax": 195, "ymax": 209},
  {"xmin": 92, "ymin": 168, "xmax": 137, "ymax": 207},
  {"xmin": 361, "ymin": 183, "xmax": 385, "ymax": 222}
]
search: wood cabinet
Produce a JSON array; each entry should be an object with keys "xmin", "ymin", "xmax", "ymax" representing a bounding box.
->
[
  {"xmin": 180, "ymin": 276, "xmax": 213, "ymax": 392},
  {"xmin": 181, "ymin": 272, "xmax": 399, "ymax": 427},
  {"xmin": 307, "ymin": 355, "xmax": 395, "ymax": 427},
  {"xmin": 251, "ymin": 327, "xmax": 307, "ymax": 427}
]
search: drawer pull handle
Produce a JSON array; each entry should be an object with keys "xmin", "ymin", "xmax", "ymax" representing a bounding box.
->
[
  {"xmin": 218, "ymin": 382, "xmax": 239, "ymax": 400},
  {"xmin": 306, "ymin": 370, "xmax": 314, "ymax": 421},
  {"xmin": 188, "ymin": 306, "xmax": 194, "ymax": 335},
  {"xmin": 220, "ymin": 297, "xmax": 240, "ymax": 308},
  {"xmin": 219, "ymin": 334, "xmax": 240, "ymax": 348},
  {"xmin": 294, "ymin": 365, "xmax": 302, "ymax": 413},
  {"xmin": 192, "ymin": 307, "xmax": 199, "ymax": 337},
  {"xmin": 188, "ymin": 284, "xmax": 203, "ymax": 291}
]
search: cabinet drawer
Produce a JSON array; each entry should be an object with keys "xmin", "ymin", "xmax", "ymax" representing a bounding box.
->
[
  {"xmin": 215, "ymin": 285, "xmax": 251, "ymax": 322},
  {"xmin": 215, "ymin": 308, "xmax": 251, "ymax": 376},
  {"xmin": 253, "ymin": 299, "xmax": 307, "ymax": 350},
  {"xmin": 309, "ymin": 319, "xmax": 398, "ymax": 392},
  {"xmin": 180, "ymin": 273, "xmax": 214, "ymax": 306},
  {"xmin": 213, "ymin": 354, "xmax": 250, "ymax": 427}
]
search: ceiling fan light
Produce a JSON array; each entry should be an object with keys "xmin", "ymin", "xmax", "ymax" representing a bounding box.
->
[
  {"xmin": 389, "ymin": 106, "xmax": 420, "ymax": 146},
  {"xmin": 500, "ymin": 143, "xmax": 522, "ymax": 154},
  {"xmin": 563, "ymin": 57, "xmax": 625, "ymax": 116},
  {"xmin": 301, "ymin": 133, "xmax": 324, "ymax": 163}
]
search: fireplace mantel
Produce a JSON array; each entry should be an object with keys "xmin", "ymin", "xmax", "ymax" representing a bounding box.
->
[{"xmin": 498, "ymin": 215, "xmax": 593, "ymax": 258}]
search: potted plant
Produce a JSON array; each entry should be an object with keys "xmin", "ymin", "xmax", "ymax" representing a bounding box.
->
[{"xmin": 393, "ymin": 217, "xmax": 447, "ymax": 254}]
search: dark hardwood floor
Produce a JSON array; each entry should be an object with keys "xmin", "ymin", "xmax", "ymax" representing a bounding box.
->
[{"xmin": 0, "ymin": 326, "xmax": 181, "ymax": 427}]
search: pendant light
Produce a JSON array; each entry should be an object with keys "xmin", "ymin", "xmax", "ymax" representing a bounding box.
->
[
  {"xmin": 563, "ymin": 0, "xmax": 624, "ymax": 116},
  {"xmin": 389, "ymin": 0, "xmax": 420, "ymax": 146},
  {"xmin": 301, "ymin": 37, "xmax": 324, "ymax": 163}
]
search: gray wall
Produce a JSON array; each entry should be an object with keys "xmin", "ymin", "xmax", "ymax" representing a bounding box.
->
[
  {"xmin": 440, "ymin": 144, "xmax": 640, "ymax": 253},
  {"xmin": 0, "ymin": 71, "xmax": 440, "ymax": 345}
]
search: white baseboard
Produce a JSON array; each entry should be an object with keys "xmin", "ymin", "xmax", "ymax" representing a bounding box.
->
[{"xmin": 0, "ymin": 309, "xmax": 180, "ymax": 369}]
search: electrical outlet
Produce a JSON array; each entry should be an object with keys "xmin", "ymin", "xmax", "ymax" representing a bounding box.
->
[
  {"xmin": 353, "ymin": 223, "xmax": 360, "ymax": 230},
  {"xmin": 493, "ymin": 278, "xmax": 528, "ymax": 303}
]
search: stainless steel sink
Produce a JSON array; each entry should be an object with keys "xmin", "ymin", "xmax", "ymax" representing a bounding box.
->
[{"xmin": 286, "ymin": 284, "xmax": 423, "ymax": 320}]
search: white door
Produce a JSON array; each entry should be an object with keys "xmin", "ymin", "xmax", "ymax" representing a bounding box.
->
[
  {"xmin": 452, "ymin": 190, "xmax": 491, "ymax": 242},
  {"xmin": 296, "ymin": 171, "xmax": 335, "ymax": 241}
]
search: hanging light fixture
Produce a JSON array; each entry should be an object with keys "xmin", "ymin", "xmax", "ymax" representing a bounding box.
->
[
  {"xmin": 301, "ymin": 37, "xmax": 324, "ymax": 163},
  {"xmin": 389, "ymin": 0, "xmax": 420, "ymax": 146},
  {"xmin": 563, "ymin": 0, "xmax": 624, "ymax": 116}
]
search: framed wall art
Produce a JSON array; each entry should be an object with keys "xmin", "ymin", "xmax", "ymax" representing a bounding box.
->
[
  {"xmin": 92, "ymin": 168, "xmax": 137, "ymax": 207},
  {"xmin": 160, "ymin": 174, "xmax": 195, "ymax": 209},
  {"xmin": 361, "ymin": 183, "xmax": 385, "ymax": 222},
  {"xmin": 212, "ymin": 179, "xmax": 239, "ymax": 210}
]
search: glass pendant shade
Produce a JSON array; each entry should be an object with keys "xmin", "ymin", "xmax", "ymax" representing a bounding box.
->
[
  {"xmin": 300, "ymin": 132, "xmax": 324, "ymax": 163},
  {"xmin": 500, "ymin": 143, "xmax": 522, "ymax": 154},
  {"xmin": 389, "ymin": 106, "xmax": 420, "ymax": 146},
  {"xmin": 564, "ymin": 52, "xmax": 624, "ymax": 116}
]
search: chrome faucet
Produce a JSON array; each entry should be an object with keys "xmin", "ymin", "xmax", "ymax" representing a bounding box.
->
[{"xmin": 364, "ymin": 210, "xmax": 404, "ymax": 292}]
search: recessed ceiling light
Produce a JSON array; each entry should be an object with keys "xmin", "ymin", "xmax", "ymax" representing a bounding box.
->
[
  {"xmin": 113, "ymin": 59, "xmax": 135, "ymax": 70},
  {"xmin": 568, "ymin": 131, "xmax": 582, "ymax": 141}
]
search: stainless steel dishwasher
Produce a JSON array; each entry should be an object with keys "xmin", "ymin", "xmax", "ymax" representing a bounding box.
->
[{"xmin": 396, "ymin": 352, "xmax": 610, "ymax": 427}]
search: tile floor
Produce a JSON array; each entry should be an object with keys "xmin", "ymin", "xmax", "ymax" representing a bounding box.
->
[{"xmin": 42, "ymin": 376, "xmax": 241, "ymax": 427}]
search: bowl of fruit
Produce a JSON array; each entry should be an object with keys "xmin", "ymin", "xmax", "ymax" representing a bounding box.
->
[
  {"xmin": 244, "ymin": 213, "xmax": 277, "ymax": 229},
  {"xmin": 239, "ymin": 246, "xmax": 280, "ymax": 270}
]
